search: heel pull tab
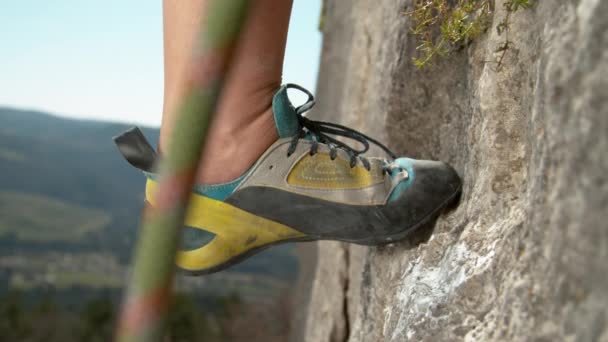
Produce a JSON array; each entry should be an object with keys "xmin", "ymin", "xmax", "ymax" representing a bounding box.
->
[{"xmin": 113, "ymin": 127, "xmax": 158, "ymax": 173}]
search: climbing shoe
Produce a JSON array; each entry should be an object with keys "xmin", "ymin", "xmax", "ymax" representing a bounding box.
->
[{"xmin": 114, "ymin": 84, "xmax": 461, "ymax": 275}]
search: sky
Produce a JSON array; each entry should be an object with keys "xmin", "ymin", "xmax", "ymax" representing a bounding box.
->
[{"xmin": 0, "ymin": 0, "xmax": 322, "ymax": 126}]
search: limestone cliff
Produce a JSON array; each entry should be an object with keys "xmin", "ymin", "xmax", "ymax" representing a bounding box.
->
[{"xmin": 299, "ymin": 0, "xmax": 608, "ymax": 341}]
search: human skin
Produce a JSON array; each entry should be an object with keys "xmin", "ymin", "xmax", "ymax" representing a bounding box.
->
[{"xmin": 160, "ymin": 0, "xmax": 293, "ymax": 184}]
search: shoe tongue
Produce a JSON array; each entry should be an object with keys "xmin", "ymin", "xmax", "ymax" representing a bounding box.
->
[{"xmin": 272, "ymin": 85, "xmax": 301, "ymax": 138}]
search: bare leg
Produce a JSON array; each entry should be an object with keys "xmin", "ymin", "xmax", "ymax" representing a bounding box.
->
[{"xmin": 161, "ymin": 0, "xmax": 293, "ymax": 183}]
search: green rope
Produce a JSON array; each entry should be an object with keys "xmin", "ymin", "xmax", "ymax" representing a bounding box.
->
[{"xmin": 115, "ymin": 1, "xmax": 249, "ymax": 341}]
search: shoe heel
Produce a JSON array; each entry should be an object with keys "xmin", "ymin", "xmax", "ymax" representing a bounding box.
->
[{"xmin": 145, "ymin": 179, "xmax": 305, "ymax": 274}]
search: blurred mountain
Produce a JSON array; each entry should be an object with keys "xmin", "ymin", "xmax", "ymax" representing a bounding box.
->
[
  {"xmin": 0, "ymin": 107, "xmax": 156, "ymax": 262},
  {"xmin": 0, "ymin": 107, "xmax": 299, "ymax": 295}
]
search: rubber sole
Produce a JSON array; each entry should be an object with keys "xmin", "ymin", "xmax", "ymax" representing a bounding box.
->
[
  {"xmin": 177, "ymin": 184, "xmax": 463, "ymax": 276},
  {"xmin": 335, "ymin": 183, "xmax": 463, "ymax": 246}
]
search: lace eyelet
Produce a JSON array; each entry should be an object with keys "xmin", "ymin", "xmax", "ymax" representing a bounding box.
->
[{"xmin": 285, "ymin": 84, "xmax": 399, "ymax": 167}]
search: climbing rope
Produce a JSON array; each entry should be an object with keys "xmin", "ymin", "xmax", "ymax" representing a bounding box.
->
[{"xmin": 115, "ymin": 1, "xmax": 250, "ymax": 341}]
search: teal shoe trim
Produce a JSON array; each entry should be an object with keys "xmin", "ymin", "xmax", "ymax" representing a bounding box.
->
[
  {"xmin": 144, "ymin": 168, "xmax": 250, "ymax": 201},
  {"xmin": 387, "ymin": 158, "xmax": 416, "ymax": 203},
  {"xmin": 272, "ymin": 85, "xmax": 300, "ymax": 138},
  {"xmin": 191, "ymin": 171, "xmax": 249, "ymax": 201}
]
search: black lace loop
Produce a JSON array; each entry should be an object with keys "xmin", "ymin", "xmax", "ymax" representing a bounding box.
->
[{"xmin": 285, "ymin": 84, "xmax": 397, "ymax": 168}]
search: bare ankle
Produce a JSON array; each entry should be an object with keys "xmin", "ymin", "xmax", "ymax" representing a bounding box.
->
[
  {"xmin": 196, "ymin": 106, "xmax": 278, "ymax": 184},
  {"xmin": 160, "ymin": 81, "xmax": 281, "ymax": 184}
]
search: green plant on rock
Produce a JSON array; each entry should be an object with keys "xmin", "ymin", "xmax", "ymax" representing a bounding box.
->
[
  {"xmin": 492, "ymin": 0, "xmax": 534, "ymax": 70},
  {"xmin": 406, "ymin": 0, "xmax": 535, "ymax": 68}
]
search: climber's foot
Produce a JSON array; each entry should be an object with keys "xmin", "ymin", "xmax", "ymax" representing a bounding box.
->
[{"xmin": 114, "ymin": 84, "xmax": 462, "ymax": 275}]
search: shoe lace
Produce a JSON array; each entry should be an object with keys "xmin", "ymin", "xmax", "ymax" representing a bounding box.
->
[{"xmin": 285, "ymin": 84, "xmax": 397, "ymax": 171}]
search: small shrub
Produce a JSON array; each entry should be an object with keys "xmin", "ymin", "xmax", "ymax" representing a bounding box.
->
[{"xmin": 406, "ymin": 0, "xmax": 535, "ymax": 68}]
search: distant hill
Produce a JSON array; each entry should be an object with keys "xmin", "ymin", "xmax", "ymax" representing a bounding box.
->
[{"xmin": 0, "ymin": 107, "xmax": 298, "ymax": 285}]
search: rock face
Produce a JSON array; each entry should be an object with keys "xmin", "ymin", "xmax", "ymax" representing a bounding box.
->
[{"xmin": 300, "ymin": 0, "xmax": 608, "ymax": 341}]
